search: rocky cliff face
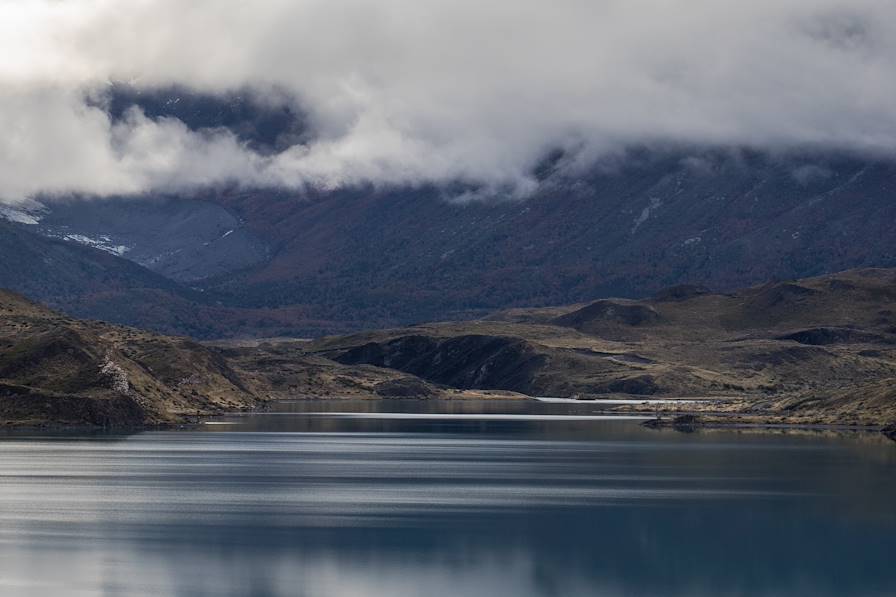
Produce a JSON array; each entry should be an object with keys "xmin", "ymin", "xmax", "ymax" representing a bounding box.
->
[{"xmin": 335, "ymin": 335, "xmax": 547, "ymax": 394}]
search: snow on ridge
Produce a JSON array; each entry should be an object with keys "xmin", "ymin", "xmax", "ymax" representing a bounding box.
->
[
  {"xmin": 0, "ymin": 206, "xmax": 42, "ymax": 225},
  {"xmin": 63, "ymin": 234, "xmax": 130, "ymax": 256},
  {"xmin": 631, "ymin": 196, "xmax": 662, "ymax": 234}
]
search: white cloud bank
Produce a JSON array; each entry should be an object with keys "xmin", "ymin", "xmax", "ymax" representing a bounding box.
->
[{"xmin": 1, "ymin": 0, "xmax": 896, "ymax": 203}]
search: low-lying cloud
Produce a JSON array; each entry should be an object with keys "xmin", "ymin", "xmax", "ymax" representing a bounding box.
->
[{"xmin": 2, "ymin": 0, "xmax": 896, "ymax": 204}]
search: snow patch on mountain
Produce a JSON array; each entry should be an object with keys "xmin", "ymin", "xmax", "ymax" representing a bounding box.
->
[
  {"xmin": 62, "ymin": 234, "xmax": 130, "ymax": 256},
  {"xmin": 0, "ymin": 205, "xmax": 43, "ymax": 225},
  {"xmin": 631, "ymin": 197, "xmax": 663, "ymax": 234}
]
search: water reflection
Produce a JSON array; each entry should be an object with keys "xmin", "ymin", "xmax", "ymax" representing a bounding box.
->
[{"xmin": 0, "ymin": 400, "xmax": 893, "ymax": 596}]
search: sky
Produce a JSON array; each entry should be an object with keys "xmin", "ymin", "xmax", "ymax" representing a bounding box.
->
[{"xmin": 1, "ymin": 0, "xmax": 895, "ymax": 204}]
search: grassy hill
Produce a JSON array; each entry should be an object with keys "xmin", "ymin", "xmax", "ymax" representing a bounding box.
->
[
  {"xmin": 308, "ymin": 268, "xmax": 896, "ymax": 426},
  {"xmin": 3, "ymin": 267, "xmax": 895, "ymax": 429},
  {"xmin": 0, "ymin": 290, "xmax": 260, "ymax": 427}
]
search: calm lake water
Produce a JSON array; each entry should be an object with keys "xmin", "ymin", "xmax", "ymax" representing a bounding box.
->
[{"xmin": 1, "ymin": 399, "xmax": 894, "ymax": 597}]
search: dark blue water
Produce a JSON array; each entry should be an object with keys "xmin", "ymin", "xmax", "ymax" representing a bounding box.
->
[{"xmin": 1, "ymin": 400, "xmax": 894, "ymax": 596}]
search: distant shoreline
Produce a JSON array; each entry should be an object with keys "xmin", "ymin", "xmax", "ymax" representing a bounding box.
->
[{"xmin": 4, "ymin": 396, "xmax": 894, "ymax": 443}]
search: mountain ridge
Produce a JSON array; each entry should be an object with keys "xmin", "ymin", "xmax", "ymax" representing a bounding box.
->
[{"xmin": 2, "ymin": 144, "xmax": 895, "ymax": 338}]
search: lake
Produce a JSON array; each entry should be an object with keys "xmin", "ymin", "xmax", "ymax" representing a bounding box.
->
[{"xmin": 1, "ymin": 399, "xmax": 894, "ymax": 596}]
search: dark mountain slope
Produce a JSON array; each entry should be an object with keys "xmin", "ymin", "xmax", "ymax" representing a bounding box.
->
[
  {"xmin": 9, "ymin": 85, "xmax": 887, "ymax": 336},
  {"xmin": 0, "ymin": 218, "xmax": 196, "ymax": 316},
  {"xmin": 34, "ymin": 197, "xmax": 270, "ymax": 282},
  {"xmin": 207, "ymin": 149, "xmax": 896, "ymax": 330},
  {"xmin": 0, "ymin": 220, "xmax": 309, "ymax": 338},
  {"xmin": 4, "ymin": 133, "xmax": 895, "ymax": 336}
]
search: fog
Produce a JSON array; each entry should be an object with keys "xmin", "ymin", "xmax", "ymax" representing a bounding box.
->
[{"xmin": 2, "ymin": 0, "xmax": 895, "ymax": 203}]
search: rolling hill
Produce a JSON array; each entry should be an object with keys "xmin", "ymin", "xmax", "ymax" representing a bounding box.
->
[
  {"xmin": 0, "ymin": 287, "xmax": 267, "ymax": 427},
  {"xmin": 2, "ymin": 268, "xmax": 895, "ymax": 429},
  {"xmin": 308, "ymin": 268, "xmax": 896, "ymax": 427}
]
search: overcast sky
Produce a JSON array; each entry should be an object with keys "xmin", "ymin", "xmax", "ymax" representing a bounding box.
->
[{"xmin": 1, "ymin": 0, "xmax": 895, "ymax": 204}]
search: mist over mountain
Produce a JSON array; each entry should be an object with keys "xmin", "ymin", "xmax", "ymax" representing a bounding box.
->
[
  {"xmin": 1, "ymin": 2, "xmax": 895, "ymax": 337},
  {"xmin": 2, "ymin": 134, "xmax": 893, "ymax": 337},
  {"xmin": 99, "ymin": 83, "xmax": 309, "ymax": 156}
]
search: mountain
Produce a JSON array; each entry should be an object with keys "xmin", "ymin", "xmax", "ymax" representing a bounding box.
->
[
  {"xmin": 0, "ymin": 218, "xmax": 310, "ymax": 338},
  {"xmin": 2, "ymin": 86, "xmax": 895, "ymax": 337},
  {"xmin": 0, "ymin": 217, "xmax": 207, "ymax": 329},
  {"xmin": 205, "ymin": 148, "xmax": 896, "ymax": 328}
]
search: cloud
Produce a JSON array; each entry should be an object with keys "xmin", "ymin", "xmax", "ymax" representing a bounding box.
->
[
  {"xmin": 1, "ymin": 0, "xmax": 896, "ymax": 203},
  {"xmin": 0, "ymin": 85, "xmax": 264, "ymax": 200}
]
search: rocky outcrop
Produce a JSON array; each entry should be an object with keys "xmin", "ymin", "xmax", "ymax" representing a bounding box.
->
[
  {"xmin": 333, "ymin": 334, "xmax": 547, "ymax": 394},
  {"xmin": 373, "ymin": 377, "xmax": 438, "ymax": 398},
  {"xmin": 778, "ymin": 327, "xmax": 891, "ymax": 346}
]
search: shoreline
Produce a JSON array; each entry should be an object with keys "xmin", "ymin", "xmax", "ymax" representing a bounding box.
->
[{"xmin": 2, "ymin": 395, "xmax": 894, "ymax": 441}]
